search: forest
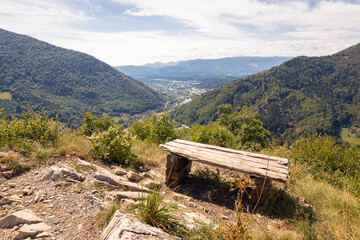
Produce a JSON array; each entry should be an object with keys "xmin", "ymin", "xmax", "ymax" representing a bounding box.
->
[
  {"xmin": 172, "ymin": 43, "xmax": 360, "ymax": 142},
  {"xmin": 0, "ymin": 28, "xmax": 165, "ymax": 127}
]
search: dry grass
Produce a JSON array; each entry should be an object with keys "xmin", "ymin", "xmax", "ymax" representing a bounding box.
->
[
  {"xmin": 53, "ymin": 131, "xmax": 92, "ymax": 159},
  {"xmin": 288, "ymin": 165, "xmax": 360, "ymax": 239},
  {"xmin": 131, "ymin": 140, "xmax": 168, "ymax": 165},
  {"xmin": 96, "ymin": 202, "xmax": 121, "ymax": 227},
  {"xmin": 0, "ymin": 154, "xmax": 30, "ymax": 175},
  {"xmin": 252, "ymin": 231, "xmax": 301, "ymax": 240}
]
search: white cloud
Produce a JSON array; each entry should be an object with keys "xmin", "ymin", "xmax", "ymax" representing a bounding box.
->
[{"xmin": 0, "ymin": 0, "xmax": 360, "ymax": 65}]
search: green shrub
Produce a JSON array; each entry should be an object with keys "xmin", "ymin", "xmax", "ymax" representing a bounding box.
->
[
  {"xmin": 291, "ymin": 133, "xmax": 360, "ymax": 196},
  {"xmin": 150, "ymin": 111, "xmax": 177, "ymax": 143},
  {"xmin": 80, "ymin": 112, "xmax": 113, "ymax": 136},
  {"xmin": 129, "ymin": 111, "xmax": 177, "ymax": 143},
  {"xmin": 181, "ymin": 105, "xmax": 269, "ymax": 151},
  {"xmin": 90, "ymin": 126, "xmax": 133, "ymax": 165},
  {"xmin": 0, "ymin": 108, "xmax": 61, "ymax": 148},
  {"xmin": 128, "ymin": 117, "xmax": 151, "ymax": 141},
  {"xmin": 189, "ymin": 122, "xmax": 234, "ymax": 148},
  {"xmin": 217, "ymin": 104, "xmax": 270, "ymax": 151}
]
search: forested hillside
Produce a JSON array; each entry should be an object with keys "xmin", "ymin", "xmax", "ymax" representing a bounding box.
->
[
  {"xmin": 172, "ymin": 43, "xmax": 360, "ymax": 140},
  {"xmin": 0, "ymin": 28, "xmax": 165, "ymax": 127}
]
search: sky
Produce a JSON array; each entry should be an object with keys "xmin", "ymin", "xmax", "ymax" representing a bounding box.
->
[{"xmin": 1, "ymin": 0, "xmax": 360, "ymax": 66}]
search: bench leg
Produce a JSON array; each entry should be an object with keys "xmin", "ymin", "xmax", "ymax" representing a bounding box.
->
[
  {"xmin": 165, "ymin": 154, "xmax": 192, "ymax": 187},
  {"xmin": 250, "ymin": 177, "xmax": 272, "ymax": 206}
]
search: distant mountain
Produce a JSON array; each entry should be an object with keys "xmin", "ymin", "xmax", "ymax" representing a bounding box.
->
[
  {"xmin": 0, "ymin": 28, "xmax": 165, "ymax": 127},
  {"xmin": 172, "ymin": 43, "xmax": 360, "ymax": 140},
  {"xmin": 115, "ymin": 56, "xmax": 291, "ymax": 79}
]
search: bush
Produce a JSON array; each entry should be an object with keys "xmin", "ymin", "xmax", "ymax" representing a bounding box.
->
[
  {"xmin": 291, "ymin": 133, "xmax": 360, "ymax": 196},
  {"xmin": 150, "ymin": 111, "xmax": 177, "ymax": 143},
  {"xmin": 0, "ymin": 108, "xmax": 61, "ymax": 148},
  {"xmin": 90, "ymin": 126, "xmax": 133, "ymax": 165},
  {"xmin": 217, "ymin": 104, "xmax": 270, "ymax": 151},
  {"xmin": 129, "ymin": 111, "xmax": 177, "ymax": 143},
  {"xmin": 180, "ymin": 105, "xmax": 269, "ymax": 151},
  {"xmin": 80, "ymin": 112, "xmax": 113, "ymax": 136},
  {"xmin": 190, "ymin": 122, "xmax": 234, "ymax": 148},
  {"xmin": 128, "ymin": 117, "xmax": 151, "ymax": 141}
]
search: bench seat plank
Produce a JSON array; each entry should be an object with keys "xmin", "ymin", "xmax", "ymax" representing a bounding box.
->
[
  {"xmin": 159, "ymin": 139, "xmax": 288, "ymax": 183},
  {"xmin": 173, "ymin": 139, "xmax": 288, "ymax": 165},
  {"xmin": 165, "ymin": 141, "xmax": 288, "ymax": 172}
]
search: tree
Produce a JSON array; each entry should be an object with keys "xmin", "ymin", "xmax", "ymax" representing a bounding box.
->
[{"xmin": 217, "ymin": 104, "xmax": 270, "ymax": 150}]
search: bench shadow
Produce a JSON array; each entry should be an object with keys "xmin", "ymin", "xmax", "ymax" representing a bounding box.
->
[
  {"xmin": 169, "ymin": 175, "xmax": 314, "ymax": 223},
  {"xmin": 169, "ymin": 174, "xmax": 239, "ymax": 210}
]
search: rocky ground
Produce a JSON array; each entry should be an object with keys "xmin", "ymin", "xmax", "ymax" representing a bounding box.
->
[{"xmin": 0, "ymin": 151, "xmax": 296, "ymax": 239}]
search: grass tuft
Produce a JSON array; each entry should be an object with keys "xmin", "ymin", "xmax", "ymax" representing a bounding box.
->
[
  {"xmin": 96, "ymin": 202, "xmax": 121, "ymax": 227},
  {"xmin": 137, "ymin": 186, "xmax": 187, "ymax": 237}
]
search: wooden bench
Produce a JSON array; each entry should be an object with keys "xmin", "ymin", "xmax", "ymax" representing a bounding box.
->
[{"xmin": 159, "ymin": 139, "xmax": 288, "ymax": 204}]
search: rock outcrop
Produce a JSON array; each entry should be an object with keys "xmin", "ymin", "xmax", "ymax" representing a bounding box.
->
[
  {"xmin": 101, "ymin": 210, "xmax": 180, "ymax": 240},
  {"xmin": 0, "ymin": 209, "xmax": 52, "ymax": 239}
]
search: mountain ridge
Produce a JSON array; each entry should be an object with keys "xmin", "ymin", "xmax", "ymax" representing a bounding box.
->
[
  {"xmin": 172, "ymin": 43, "xmax": 360, "ymax": 140},
  {"xmin": 115, "ymin": 56, "xmax": 291, "ymax": 79},
  {"xmin": 0, "ymin": 28, "xmax": 165, "ymax": 126}
]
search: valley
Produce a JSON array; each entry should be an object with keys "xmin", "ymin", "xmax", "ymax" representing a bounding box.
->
[
  {"xmin": 0, "ymin": 27, "xmax": 359, "ymax": 240},
  {"xmin": 146, "ymin": 76, "xmax": 236, "ymax": 110}
]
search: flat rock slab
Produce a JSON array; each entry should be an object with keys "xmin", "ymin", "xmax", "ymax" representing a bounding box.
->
[
  {"xmin": 15, "ymin": 222, "xmax": 52, "ymax": 240},
  {"xmin": 0, "ymin": 209, "xmax": 43, "ymax": 228},
  {"xmin": 102, "ymin": 210, "xmax": 180, "ymax": 240}
]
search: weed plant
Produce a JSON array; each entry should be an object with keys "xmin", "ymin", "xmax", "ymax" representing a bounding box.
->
[
  {"xmin": 287, "ymin": 165, "xmax": 360, "ymax": 239},
  {"xmin": 137, "ymin": 186, "xmax": 187, "ymax": 237},
  {"xmin": 53, "ymin": 131, "xmax": 92, "ymax": 159}
]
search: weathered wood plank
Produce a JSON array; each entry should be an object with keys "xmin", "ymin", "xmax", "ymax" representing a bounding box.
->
[
  {"xmin": 172, "ymin": 139, "xmax": 288, "ymax": 165},
  {"xmin": 160, "ymin": 143, "xmax": 288, "ymax": 182},
  {"xmin": 165, "ymin": 141, "xmax": 288, "ymax": 172}
]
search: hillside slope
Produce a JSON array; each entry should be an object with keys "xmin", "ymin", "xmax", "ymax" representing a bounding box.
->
[
  {"xmin": 172, "ymin": 43, "xmax": 360, "ymax": 139},
  {"xmin": 0, "ymin": 28, "xmax": 165, "ymax": 126}
]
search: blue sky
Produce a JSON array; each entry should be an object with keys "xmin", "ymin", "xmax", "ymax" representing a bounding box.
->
[{"xmin": 1, "ymin": 0, "xmax": 360, "ymax": 65}]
